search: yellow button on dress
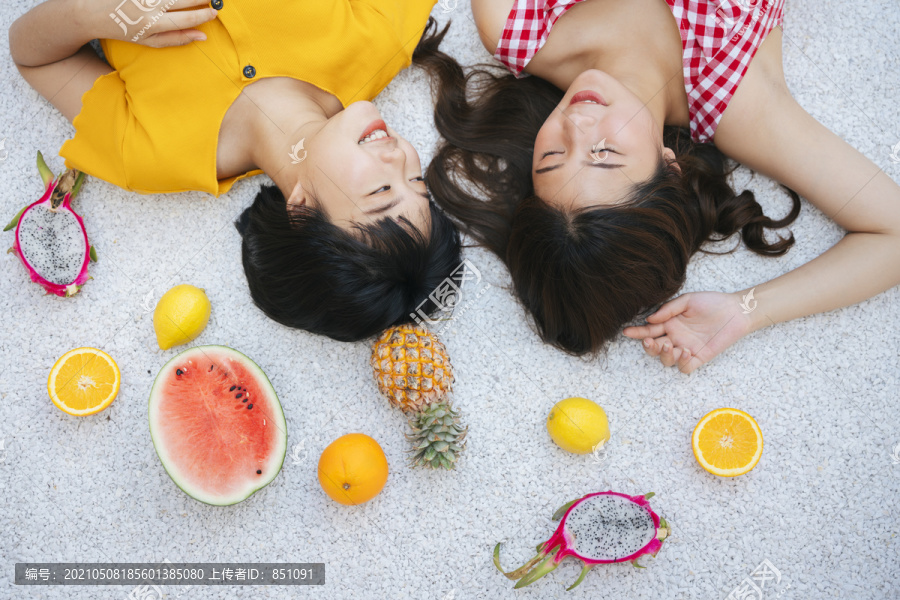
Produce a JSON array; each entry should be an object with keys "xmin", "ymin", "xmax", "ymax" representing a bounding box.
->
[{"xmin": 60, "ymin": 0, "xmax": 437, "ymax": 196}]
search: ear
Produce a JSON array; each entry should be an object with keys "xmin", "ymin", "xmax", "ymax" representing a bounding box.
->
[
  {"xmin": 285, "ymin": 179, "xmax": 308, "ymax": 208},
  {"xmin": 662, "ymin": 147, "xmax": 681, "ymax": 174}
]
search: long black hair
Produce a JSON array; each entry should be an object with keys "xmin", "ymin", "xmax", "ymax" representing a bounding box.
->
[
  {"xmin": 424, "ymin": 57, "xmax": 800, "ymax": 355},
  {"xmin": 236, "ymin": 19, "xmax": 462, "ymax": 342}
]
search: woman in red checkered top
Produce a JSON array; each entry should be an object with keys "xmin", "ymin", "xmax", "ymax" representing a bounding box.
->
[{"xmin": 424, "ymin": 0, "xmax": 900, "ymax": 372}]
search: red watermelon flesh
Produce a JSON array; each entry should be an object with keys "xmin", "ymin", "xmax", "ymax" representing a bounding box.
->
[{"xmin": 149, "ymin": 346, "xmax": 287, "ymax": 506}]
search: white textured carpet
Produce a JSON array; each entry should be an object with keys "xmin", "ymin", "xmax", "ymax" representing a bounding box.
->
[{"xmin": 2, "ymin": 0, "xmax": 900, "ymax": 598}]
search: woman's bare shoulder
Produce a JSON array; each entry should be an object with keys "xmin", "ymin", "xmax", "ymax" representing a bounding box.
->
[
  {"xmin": 470, "ymin": 0, "xmax": 514, "ymax": 54},
  {"xmin": 716, "ymin": 27, "xmax": 790, "ymax": 146}
]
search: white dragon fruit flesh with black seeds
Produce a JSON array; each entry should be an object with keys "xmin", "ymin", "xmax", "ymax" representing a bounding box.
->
[
  {"xmin": 493, "ymin": 491, "xmax": 670, "ymax": 590},
  {"xmin": 5, "ymin": 152, "xmax": 95, "ymax": 297}
]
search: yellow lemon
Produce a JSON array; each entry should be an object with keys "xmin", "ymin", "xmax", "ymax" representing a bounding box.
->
[
  {"xmin": 546, "ymin": 397, "xmax": 610, "ymax": 455},
  {"xmin": 153, "ymin": 284, "xmax": 211, "ymax": 350},
  {"xmin": 692, "ymin": 408, "xmax": 763, "ymax": 477},
  {"xmin": 48, "ymin": 348, "xmax": 121, "ymax": 416}
]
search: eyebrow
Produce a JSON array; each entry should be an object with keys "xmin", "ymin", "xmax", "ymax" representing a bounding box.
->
[
  {"xmin": 364, "ymin": 192, "xmax": 430, "ymax": 216},
  {"xmin": 365, "ymin": 198, "xmax": 400, "ymax": 216}
]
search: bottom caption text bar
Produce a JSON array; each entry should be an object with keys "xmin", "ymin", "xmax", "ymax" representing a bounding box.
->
[{"xmin": 15, "ymin": 563, "xmax": 324, "ymax": 585}]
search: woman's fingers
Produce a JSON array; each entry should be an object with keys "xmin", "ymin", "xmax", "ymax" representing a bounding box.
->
[
  {"xmin": 659, "ymin": 341, "xmax": 681, "ymax": 368},
  {"xmin": 135, "ymin": 4, "xmax": 216, "ymax": 47},
  {"xmin": 148, "ymin": 7, "xmax": 218, "ymax": 35},
  {"xmin": 646, "ymin": 294, "xmax": 691, "ymax": 323},
  {"xmin": 677, "ymin": 347, "xmax": 695, "ymax": 374},
  {"xmin": 641, "ymin": 336, "xmax": 696, "ymax": 373},
  {"xmin": 171, "ymin": 0, "xmax": 220, "ymax": 8},
  {"xmin": 142, "ymin": 29, "xmax": 206, "ymax": 48},
  {"xmin": 642, "ymin": 337, "xmax": 660, "ymax": 357},
  {"xmin": 623, "ymin": 322, "xmax": 666, "ymax": 339}
]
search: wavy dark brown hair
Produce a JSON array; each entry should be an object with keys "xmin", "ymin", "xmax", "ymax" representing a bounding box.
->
[{"xmin": 422, "ymin": 52, "xmax": 800, "ymax": 355}]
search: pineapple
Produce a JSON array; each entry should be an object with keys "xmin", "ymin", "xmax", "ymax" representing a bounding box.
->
[{"xmin": 371, "ymin": 325, "xmax": 467, "ymax": 469}]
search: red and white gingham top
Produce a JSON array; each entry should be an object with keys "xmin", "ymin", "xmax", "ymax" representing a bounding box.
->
[{"xmin": 493, "ymin": 0, "xmax": 785, "ymax": 142}]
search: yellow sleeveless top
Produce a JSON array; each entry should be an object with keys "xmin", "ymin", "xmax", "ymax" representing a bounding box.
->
[{"xmin": 60, "ymin": 0, "xmax": 436, "ymax": 196}]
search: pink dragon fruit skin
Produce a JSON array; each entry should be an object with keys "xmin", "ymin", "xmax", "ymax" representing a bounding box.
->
[
  {"xmin": 6, "ymin": 152, "xmax": 94, "ymax": 298},
  {"xmin": 493, "ymin": 491, "xmax": 671, "ymax": 590}
]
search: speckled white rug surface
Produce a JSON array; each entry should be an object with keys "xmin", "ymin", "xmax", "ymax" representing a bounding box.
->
[{"xmin": 1, "ymin": 0, "xmax": 899, "ymax": 599}]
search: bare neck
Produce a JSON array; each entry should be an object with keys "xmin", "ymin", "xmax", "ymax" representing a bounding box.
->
[{"xmin": 218, "ymin": 78, "xmax": 342, "ymax": 195}]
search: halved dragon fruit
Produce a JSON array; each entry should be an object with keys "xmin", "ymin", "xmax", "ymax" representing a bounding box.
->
[
  {"xmin": 493, "ymin": 491, "xmax": 670, "ymax": 590},
  {"xmin": 5, "ymin": 151, "xmax": 95, "ymax": 297}
]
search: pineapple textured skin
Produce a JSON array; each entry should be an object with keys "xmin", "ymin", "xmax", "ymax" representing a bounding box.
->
[{"xmin": 371, "ymin": 325, "xmax": 453, "ymax": 413}]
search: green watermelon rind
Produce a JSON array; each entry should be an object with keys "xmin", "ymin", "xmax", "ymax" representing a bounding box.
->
[{"xmin": 148, "ymin": 345, "xmax": 288, "ymax": 507}]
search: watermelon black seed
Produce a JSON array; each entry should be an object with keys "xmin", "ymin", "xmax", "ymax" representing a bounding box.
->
[
  {"xmin": 176, "ymin": 369, "xmax": 183, "ymax": 376},
  {"xmin": 256, "ymin": 470, "xmax": 262, "ymax": 474},
  {"xmin": 247, "ymin": 404, "xmax": 253, "ymax": 409},
  {"xmin": 209, "ymin": 365, "xmax": 214, "ymax": 372},
  {"xmin": 230, "ymin": 385, "xmax": 236, "ymax": 391},
  {"xmin": 236, "ymin": 393, "xmax": 243, "ymax": 398},
  {"xmin": 242, "ymin": 398, "xmax": 248, "ymax": 403}
]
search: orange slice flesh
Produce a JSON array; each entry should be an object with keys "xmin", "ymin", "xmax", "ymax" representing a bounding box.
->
[
  {"xmin": 692, "ymin": 408, "xmax": 763, "ymax": 477},
  {"xmin": 48, "ymin": 348, "xmax": 121, "ymax": 416}
]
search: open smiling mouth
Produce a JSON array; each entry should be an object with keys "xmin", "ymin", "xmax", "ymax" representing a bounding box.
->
[{"xmin": 359, "ymin": 120, "xmax": 392, "ymax": 144}]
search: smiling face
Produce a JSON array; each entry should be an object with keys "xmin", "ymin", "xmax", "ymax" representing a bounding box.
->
[
  {"xmin": 292, "ymin": 101, "xmax": 431, "ymax": 234},
  {"xmin": 533, "ymin": 70, "xmax": 672, "ymax": 209}
]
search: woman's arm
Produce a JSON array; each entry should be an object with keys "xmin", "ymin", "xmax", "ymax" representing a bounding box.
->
[
  {"xmin": 624, "ymin": 28, "xmax": 900, "ymax": 372},
  {"xmin": 9, "ymin": 0, "xmax": 216, "ymax": 122}
]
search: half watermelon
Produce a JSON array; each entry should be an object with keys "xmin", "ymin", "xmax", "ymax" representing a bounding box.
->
[{"xmin": 149, "ymin": 346, "xmax": 287, "ymax": 506}]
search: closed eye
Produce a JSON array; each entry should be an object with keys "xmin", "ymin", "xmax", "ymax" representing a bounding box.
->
[
  {"xmin": 371, "ymin": 177, "xmax": 424, "ymax": 195},
  {"xmin": 540, "ymin": 150, "xmax": 563, "ymax": 160}
]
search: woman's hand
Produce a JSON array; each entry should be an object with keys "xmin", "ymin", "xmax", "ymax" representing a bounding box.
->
[
  {"xmin": 622, "ymin": 291, "xmax": 757, "ymax": 374},
  {"xmin": 87, "ymin": 0, "xmax": 218, "ymax": 47}
]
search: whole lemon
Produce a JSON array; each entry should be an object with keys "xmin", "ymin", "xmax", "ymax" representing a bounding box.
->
[
  {"xmin": 318, "ymin": 433, "xmax": 389, "ymax": 505},
  {"xmin": 153, "ymin": 284, "xmax": 211, "ymax": 350},
  {"xmin": 546, "ymin": 397, "xmax": 610, "ymax": 455}
]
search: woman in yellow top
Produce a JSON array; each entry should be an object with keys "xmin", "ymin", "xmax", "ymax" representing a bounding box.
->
[{"xmin": 10, "ymin": 0, "xmax": 461, "ymax": 341}]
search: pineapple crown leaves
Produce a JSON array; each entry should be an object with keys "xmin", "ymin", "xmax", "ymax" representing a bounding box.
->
[{"xmin": 406, "ymin": 401, "xmax": 468, "ymax": 469}]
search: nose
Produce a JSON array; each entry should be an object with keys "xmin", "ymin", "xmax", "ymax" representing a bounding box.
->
[
  {"xmin": 563, "ymin": 112, "xmax": 597, "ymax": 145},
  {"xmin": 377, "ymin": 140, "xmax": 405, "ymax": 165}
]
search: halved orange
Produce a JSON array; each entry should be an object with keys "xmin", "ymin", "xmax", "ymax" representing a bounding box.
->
[
  {"xmin": 48, "ymin": 348, "xmax": 121, "ymax": 416},
  {"xmin": 692, "ymin": 408, "xmax": 763, "ymax": 477}
]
